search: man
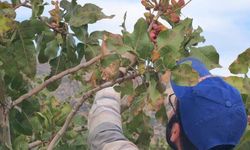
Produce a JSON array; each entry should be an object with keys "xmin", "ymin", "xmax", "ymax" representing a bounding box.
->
[{"xmin": 88, "ymin": 57, "xmax": 247, "ymax": 150}]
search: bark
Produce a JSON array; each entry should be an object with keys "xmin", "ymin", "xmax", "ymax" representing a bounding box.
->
[{"xmin": 0, "ymin": 78, "xmax": 12, "ymax": 148}]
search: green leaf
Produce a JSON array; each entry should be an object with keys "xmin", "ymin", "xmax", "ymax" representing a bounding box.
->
[
  {"xmin": 29, "ymin": 116, "xmax": 43, "ymax": 134},
  {"xmin": 155, "ymin": 19, "xmax": 193, "ymax": 69},
  {"xmin": 18, "ymin": 19, "xmax": 46, "ymax": 40},
  {"xmin": 155, "ymin": 104, "xmax": 167, "ymax": 124},
  {"xmin": 44, "ymin": 39, "xmax": 59, "ymax": 60},
  {"xmin": 36, "ymin": 112, "xmax": 50, "ymax": 129},
  {"xmin": 148, "ymin": 78, "xmax": 161, "ymax": 102},
  {"xmin": 158, "ymin": 45, "xmax": 181, "ymax": 69},
  {"xmin": 60, "ymin": 0, "xmax": 77, "ymax": 22},
  {"xmin": 71, "ymin": 25, "xmax": 88, "ymax": 43},
  {"xmin": 1, "ymin": 39, "xmax": 37, "ymax": 78},
  {"xmin": 60, "ymin": 0, "xmax": 71, "ymax": 11},
  {"xmin": 37, "ymin": 30, "xmax": 55, "ymax": 63},
  {"xmin": 14, "ymin": 40, "xmax": 36, "ymax": 78},
  {"xmin": 54, "ymin": 103, "xmax": 72, "ymax": 126},
  {"xmin": 224, "ymin": 76, "xmax": 250, "ymax": 95},
  {"xmin": 123, "ymin": 112, "xmax": 153, "ymax": 149},
  {"xmin": 31, "ymin": 0, "xmax": 45, "ymax": 18},
  {"xmin": 125, "ymin": 18, "xmax": 154, "ymax": 59},
  {"xmin": 20, "ymin": 98, "xmax": 40, "ymax": 116},
  {"xmin": 100, "ymin": 54, "xmax": 120, "ymax": 68},
  {"xmin": 229, "ymin": 48, "xmax": 250, "ymax": 74},
  {"xmin": 10, "ymin": 109, "xmax": 33, "ymax": 136},
  {"xmin": 76, "ymin": 43, "xmax": 85, "ymax": 62},
  {"xmin": 171, "ymin": 63, "xmax": 199, "ymax": 86},
  {"xmin": 157, "ymin": 19, "xmax": 188, "ymax": 52},
  {"xmin": 190, "ymin": 45, "xmax": 220, "ymax": 70},
  {"xmin": 88, "ymin": 30, "xmax": 104, "ymax": 43},
  {"xmin": 0, "ymin": 14, "xmax": 13, "ymax": 35},
  {"xmin": 114, "ymin": 80, "xmax": 133, "ymax": 97},
  {"xmin": 0, "ymin": 2, "xmax": 16, "ymax": 18},
  {"xmin": 84, "ymin": 44, "xmax": 100, "ymax": 61},
  {"xmin": 69, "ymin": 3, "xmax": 115, "ymax": 27},
  {"xmin": 73, "ymin": 115, "xmax": 87, "ymax": 126},
  {"xmin": 105, "ymin": 32, "xmax": 133, "ymax": 54},
  {"xmin": 186, "ymin": 26, "xmax": 205, "ymax": 47},
  {"xmin": 13, "ymin": 135, "xmax": 29, "ymax": 150},
  {"xmin": 47, "ymin": 48, "xmax": 78, "ymax": 91},
  {"xmin": 11, "ymin": 0, "xmax": 21, "ymax": 5},
  {"xmin": 41, "ymin": 131, "xmax": 52, "ymax": 141},
  {"xmin": 65, "ymin": 34, "xmax": 77, "ymax": 62},
  {"xmin": 64, "ymin": 130, "xmax": 78, "ymax": 140},
  {"xmin": 235, "ymin": 130, "xmax": 250, "ymax": 150}
]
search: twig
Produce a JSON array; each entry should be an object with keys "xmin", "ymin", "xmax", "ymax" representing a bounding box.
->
[
  {"xmin": 38, "ymin": 17, "xmax": 75, "ymax": 36},
  {"xmin": 47, "ymin": 72, "xmax": 140, "ymax": 150},
  {"xmin": 248, "ymin": 115, "xmax": 250, "ymax": 125},
  {"xmin": 147, "ymin": 11, "xmax": 163, "ymax": 32},
  {"xmin": 174, "ymin": 0, "xmax": 192, "ymax": 12},
  {"xmin": 28, "ymin": 140, "xmax": 43, "ymax": 149},
  {"xmin": 73, "ymin": 125, "xmax": 87, "ymax": 132},
  {"xmin": 11, "ymin": 55, "xmax": 102, "ymax": 108},
  {"xmin": 14, "ymin": 0, "xmax": 32, "ymax": 9}
]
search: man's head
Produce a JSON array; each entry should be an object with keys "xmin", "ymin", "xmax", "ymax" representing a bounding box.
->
[{"xmin": 165, "ymin": 57, "xmax": 247, "ymax": 150}]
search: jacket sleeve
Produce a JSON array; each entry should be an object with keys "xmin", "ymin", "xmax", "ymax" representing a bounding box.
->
[{"xmin": 88, "ymin": 87, "xmax": 138, "ymax": 150}]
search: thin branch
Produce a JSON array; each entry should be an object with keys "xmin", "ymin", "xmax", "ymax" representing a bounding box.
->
[
  {"xmin": 147, "ymin": 11, "xmax": 163, "ymax": 32},
  {"xmin": 174, "ymin": 0, "xmax": 192, "ymax": 12},
  {"xmin": 38, "ymin": 17, "xmax": 75, "ymax": 36},
  {"xmin": 11, "ymin": 55, "xmax": 102, "ymax": 108},
  {"xmin": 73, "ymin": 125, "xmax": 87, "ymax": 132},
  {"xmin": 28, "ymin": 140, "xmax": 43, "ymax": 149},
  {"xmin": 47, "ymin": 72, "xmax": 140, "ymax": 150},
  {"xmin": 14, "ymin": 0, "xmax": 32, "ymax": 9},
  {"xmin": 248, "ymin": 115, "xmax": 250, "ymax": 125},
  {"xmin": 27, "ymin": 125, "xmax": 87, "ymax": 149}
]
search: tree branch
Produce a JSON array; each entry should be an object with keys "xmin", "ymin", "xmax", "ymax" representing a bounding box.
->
[
  {"xmin": 14, "ymin": 0, "xmax": 32, "ymax": 9},
  {"xmin": 47, "ymin": 72, "xmax": 140, "ymax": 150},
  {"xmin": 147, "ymin": 11, "xmax": 163, "ymax": 32},
  {"xmin": 11, "ymin": 55, "xmax": 102, "ymax": 108},
  {"xmin": 28, "ymin": 140, "xmax": 43, "ymax": 149},
  {"xmin": 38, "ymin": 17, "xmax": 75, "ymax": 36},
  {"xmin": 0, "ymin": 76, "xmax": 12, "ymax": 148}
]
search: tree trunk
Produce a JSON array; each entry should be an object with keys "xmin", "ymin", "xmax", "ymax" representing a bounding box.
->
[
  {"xmin": 0, "ymin": 106, "xmax": 12, "ymax": 149},
  {"xmin": 0, "ymin": 77, "xmax": 12, "ymax": 149}
]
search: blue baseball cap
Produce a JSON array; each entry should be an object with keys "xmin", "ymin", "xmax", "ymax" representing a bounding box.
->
[{"xmin": 170, "ymin": 57, "xmax": 247, "ymax": 150}]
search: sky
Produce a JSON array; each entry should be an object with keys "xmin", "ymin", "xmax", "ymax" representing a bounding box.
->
[{"xmin": 12, "ymin": 0, "xmax": 250, "ymax": 76}]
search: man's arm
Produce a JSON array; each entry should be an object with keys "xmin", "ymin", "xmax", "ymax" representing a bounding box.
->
[{"xmin": 88, "ymin": 87, "xmax": 138, "ymax": 150}]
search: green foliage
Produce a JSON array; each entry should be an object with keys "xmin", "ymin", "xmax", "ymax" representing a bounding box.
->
[
  {"xmin": 190, "ymin": 45, "xmax": 220, "ymax": 69},
  {"xmin": 62, "ymin": 1, "xmax": 115, "ymax": 27},
  {"xmin": 125, "ymin": 18, "xmax": 154, "ymax": 59},
  {"xmin": 224, "ymin": 76, "xmax": 250, "ymax": 95},
  {"xmin": 30, "ymin": 0, "xmax": 45, "ymax": 18},
  {"xmin": 229, "ymin": 48, "xmax": 250, "ymax": 74},
  {"xmin": 172, "ymin": 63, "xmax": 199, "ymax": 86},
  {"xmin": 123, "ymin": 111, "xmax": 153, "ymax": 149},
  {"xmin": 236, "ymin": 129, "xmax": 250, "ymax": 150},
  {"xmin": 0, "ymin": 0, "xmax": 249, "ymax": 149},
  {"xmin": 0, "ymin": 15, "xmax": 13, "ymax": 35}
]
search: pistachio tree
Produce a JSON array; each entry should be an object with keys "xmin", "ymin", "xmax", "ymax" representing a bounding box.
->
[{"xmin": 0, "ymin": 0, "xmax": 249, "ymax": 149}]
